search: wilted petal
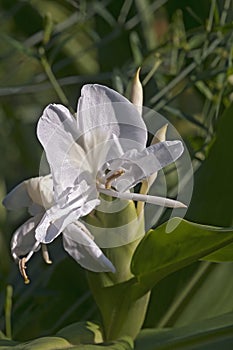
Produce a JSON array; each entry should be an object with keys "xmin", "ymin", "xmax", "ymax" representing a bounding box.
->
[
  {"xmin": 63, "ymin": 222, "xmax": 116, "ymax": 273},
  {"xmin": 11, "ymin": 216, "xmax": 42, "ymax": 261},
  {"xmin": 77, "ymin": 84, "xmax": 147, "ymax": 152},
  {"xmin": 106, "ymin": 140, "xmax": 184, "ymax": 192},
  {"xmin": 37, "ymin": 104, "xmax": 86, "ymax": 196}
]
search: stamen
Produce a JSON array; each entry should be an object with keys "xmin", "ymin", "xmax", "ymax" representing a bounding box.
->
[
  {"xmin": 41, "ymin": 244, "xmax": 52, "ymax": 264},
  {"xmin": 99, "ymin": 187, "xmax": 187, "ymax": 208},
  {"xmin": 105, "ymin": 169, "xmax": 125, "ymax": 189},
  {"xmin": 19, "ymin": 258, "xmax": 30, "ymax": 284}
]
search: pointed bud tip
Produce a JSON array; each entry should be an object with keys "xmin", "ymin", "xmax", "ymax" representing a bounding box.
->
[
  {"xmin": 175, "ymin": 201, "xmax": 187, "ymax": 208},
  {"xmin": 152, "ymin": 124, "xmax": 168, "ymax": 144},
  {"xmin": 135, "ymin": 67, "xmax": 141, "ymax": 80},
  {"xmin": 130, "ymin": 67, "xmax": 143, "ymax": 108}
]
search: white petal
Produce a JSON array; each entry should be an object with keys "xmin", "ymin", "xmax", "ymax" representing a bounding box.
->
[
  {"xmin": 106, "ymin": 140, "xmax": 184, "ymax": 192},
  {"xmin": 26, "ymin": 175, "xmax": 54, "ymax": 209},
  {"xmin": 77, "ymin": 84, "xmax": 147, "ymax": 152},
  {"xmin": 11, "ymin": 215, "xmax": 42, "ymax": 261},
  {"xmin": 63, "ymin": 223, "xmax": 116, "ymax": 273},
  {"xmin": 37, "ymin": 104, "xmax": 86, "ymax": 196},
  {"xmin": 35, "ymin": 183, "xmax": 100, "ymax": 244},
  {"xmin": 3, "ymin": 176, "xmax": 54, "ymax": 215},
  {"xmin": 99, "ymin": 188, "xmax": 187, "ymax": 208},
  {"xmin": 3, "ymin": 181, "xmax": 32, "ymax": 211}
]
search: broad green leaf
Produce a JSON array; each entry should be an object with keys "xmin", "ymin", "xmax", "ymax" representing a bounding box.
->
[
  {"xmin": 56, "ymin": 321, "xmax": 103, "ymax": 345},
  {"xmin": 135, "ymin": 312, "xmax": 233, "ymax": 350},
  {"xmin": 70, "ymin": 336, "xmax": 133, "ymax": 349},
  {"xmin": 88, "ymin": 218, "xmax": 233, "ymax": 341},
  {"xmin": 145, "ymin": 262, "xmax": 233, "ymax": 329},
  {"xmin": 131, "ymin": 218, "xmax": 233, "ymax": 290},
  {"xmin": 202, "ymin": 243, "xmax": 233, "ymax": 262},
  {"xmin": 0, "ymin": 339, "xmax": 19, "ymax": 348},
  {"xmin": 187, "ymin": 103, "xmax": 233, "ymax": 227},
  {"xmin": 144, "ymin": 262, "xmax": 202, "ymax": 328},
  {"xmin": 0, "ymin": 336, "xmax": 133, "ymax": 350},
  {"xmin": 172, "ymin": 262, "xmax": 233, "ymax": 327},
  {"xmin": 0, "ymin": 337, "xmax": 71, "ymax": 349}
]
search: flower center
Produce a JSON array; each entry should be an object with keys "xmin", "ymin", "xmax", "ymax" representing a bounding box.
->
[
  {"xmin": 96, "ymin": 168, "xmax": 125, "ymax": 190},
  {"xmin": 105, "ymin": 169, "xmax": 125, "ymax": 189}
]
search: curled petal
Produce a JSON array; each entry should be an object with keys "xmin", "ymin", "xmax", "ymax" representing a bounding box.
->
[
  {"xmin": 106, "ymin": 140, "xmax": 184, "ymax": 192},
  {"xmin": 35, "ymin": 182, "xmax": 100, "ymax": 244},
  {"xmin": 3, "ymin": 181, "xmax": 33, "ymax": 211},
  {"xmin": 11, "ymin": 215, "xmax": 42, "ymax": 262},
  {"xmin": 3, "ymin": 176, "xmax": 54, "ymax": 215},
  {"xmin": 63, "ymin": 222, "xmax": 116, "ymax": 273}
]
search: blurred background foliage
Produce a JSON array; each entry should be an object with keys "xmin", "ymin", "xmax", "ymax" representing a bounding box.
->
[{"xmin": 0, "ymin": 0, "xmax": 233, "ymax": 344}]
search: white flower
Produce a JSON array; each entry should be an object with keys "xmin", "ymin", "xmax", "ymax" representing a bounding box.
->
[
  {"xmin": 3, "ymin": 84, "xmax": 186, "ymax": 282},
  {"xmin": 35, "ymin": 84, "xmax": 185, "ymax": 246},
  {"xmin": 3, "ymin": 175, "xmax": 115, "ymax": 283}
]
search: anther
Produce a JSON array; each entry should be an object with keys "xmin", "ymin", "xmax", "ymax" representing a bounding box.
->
[
  {"xmin": 41, "ymin": 244, "xmax": 52, "ymax": 264},
  {"xmin": 19, "ymin": 258, "xmax": 30, "ymax": 284},
  {"xmin": 105, "ymin": 169, "xmax": 125, "ymax": 189}
]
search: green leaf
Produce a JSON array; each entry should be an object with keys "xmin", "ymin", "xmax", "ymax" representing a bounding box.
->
[
  {"xmin": 172, "ymin": 263, "xmax": 233, "ymax": 327},
  {"xmin": 131, "ymin": 218, "xmax": 233, "ymax": 291},
  {"xmin": 0, "ymin": 337, "xmax": 71, "ymax": 349},
  {"xmin": 0, "ymin": 339, "xmax": 19, "ymax": 348},
  {"xmin": 135, "ymin": 312, "xmax": 233, "ymax": 350},
  {"xmin": 187, "ymin": 104, "xmax": 233, "ymax": 227},
  {"xmin": 202, "ymin": 243, "xmax": 233, "ymax": 262},
  {"xmin": 0, "ymin": 336, "xmax": 133, "ymax": 350},
  {"xmin": 56, "ymin": 321, "xmax": 103, "ymax": 345},
  {"xmin": 70, "ymin": 336, "xmax": 133, "ymax": 349}
]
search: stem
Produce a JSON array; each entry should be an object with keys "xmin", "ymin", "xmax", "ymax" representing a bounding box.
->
[
  {"xmin": 39, "ymin": 48, "xmax": 74, "ymax": 113},
  {"xmin": 86, "ymin": 202, "xmax": 150, "ymax": 340},
  {"xmin": 5, "ymin": 285, "xmax": 13, "ymax": 339}
]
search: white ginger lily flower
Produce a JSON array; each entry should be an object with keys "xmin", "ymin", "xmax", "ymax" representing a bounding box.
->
[
  {"xmin": 35, "ymin": 84, "xmax": 186, "ymax": 247},
  {"xmin": 3, "ymin": 175, "xmax": 115, "ymax": 283}
]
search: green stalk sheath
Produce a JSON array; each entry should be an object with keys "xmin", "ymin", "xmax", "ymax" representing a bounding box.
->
[{"xmin": 86, "ymin": 200, "xmax": 150, "ymax": 340}]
